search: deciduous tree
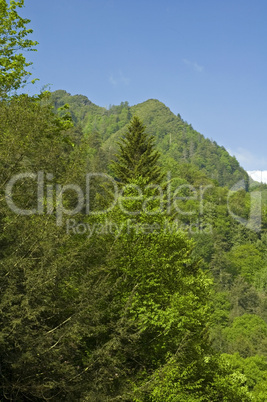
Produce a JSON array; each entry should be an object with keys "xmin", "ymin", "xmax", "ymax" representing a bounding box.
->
[{"xmin": 0, "ymin": 0, "xmax": 38, "ymax": 97}]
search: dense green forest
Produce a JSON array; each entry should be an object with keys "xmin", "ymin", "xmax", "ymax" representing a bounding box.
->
[
  {"xmin": 50, "ymin": 89, "xmax": 248, "ymax": 188},
  {"xmin": 1, "ymin": 1, "xmax": 267, "ymax": 400}
]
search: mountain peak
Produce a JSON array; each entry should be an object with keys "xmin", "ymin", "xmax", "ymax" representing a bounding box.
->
[{"xmin": 49, "ymin": 90, "xmax": 248, "ymax": 187}]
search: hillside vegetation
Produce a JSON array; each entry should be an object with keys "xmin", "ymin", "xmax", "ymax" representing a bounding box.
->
[
  {"xmin": 1, "ymin": 2, "xmax": 267, "ymax": 399},
  {"xmin": 51, "ymin": 90, "xmax": 247, "ymax": 188}
]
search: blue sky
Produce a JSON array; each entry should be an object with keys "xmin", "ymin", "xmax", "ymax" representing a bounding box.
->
[{"xmin": 20, "ymin": 0, "xmax": 267, "ymax": 171}]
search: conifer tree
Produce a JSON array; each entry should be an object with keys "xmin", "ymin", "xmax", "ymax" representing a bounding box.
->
[{"xmin": 111, "ymin": 116, "xmax": 163, "ymax": 185}]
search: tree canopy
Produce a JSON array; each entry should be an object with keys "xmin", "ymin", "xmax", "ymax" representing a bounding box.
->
[{"xmin": 0, "ymin": 0, "xmax": 38, "ymax": 97}]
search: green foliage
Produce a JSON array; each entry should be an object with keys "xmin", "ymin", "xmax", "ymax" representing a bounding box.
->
[
  {"xmin": 0, "ymin": 92, "xmax": 255, "ymax": 398},
  {"xmin": 138, "ymin": 354, "xmax": 252, "ymax": 402},
  {"xmin": 227, "ymin": 243, "xmax": 265, "ymax": 283},
  {"xmin": 0, "ymin": 0, "xmax": 38, "ymax": 97},
  {"xmin": 0, "ymin": 94, "xmax": 86, "ymax": 399},
  {"xmin": 45, "ymin": 90, "xmax": 267, "ymax": 399},
  {"xmin": 223, "ymin": 353, "xmax": 267, "ymax": 400},
  {"xmin": 50, "ymin": 91, "xmax": 248, "ymax": 188},
  {"xmin": 78, "ymin": 179, "xmax": 251, "ymax": 401},
  {"xmin": 222, "ymin": 314, "xmax": 267, "ymax": 358}
]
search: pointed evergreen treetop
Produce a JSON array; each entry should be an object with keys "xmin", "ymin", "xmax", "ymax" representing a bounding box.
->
[{"xmin": 111, "ymin": 116, "xmax": 163, "ymax": 185}]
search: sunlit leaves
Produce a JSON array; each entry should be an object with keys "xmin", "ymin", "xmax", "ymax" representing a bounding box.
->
[{"xmin": 0, "ymin": 0, "xmax": 38, "ymax": 97}]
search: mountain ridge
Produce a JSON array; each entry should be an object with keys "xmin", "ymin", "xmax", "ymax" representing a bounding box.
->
[{"xmin": 50, "ymin": 90, "xmax": 248, "ymax": 188}]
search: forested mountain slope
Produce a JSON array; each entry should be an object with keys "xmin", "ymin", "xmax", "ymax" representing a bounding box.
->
[
  {"xmin": 50, "ymin": 90, "xmax": 247, "ymax": 188},
  {"xmin": 1, "ymin": 91, "xmax": 267, "ymax": 400},
  {"xmin": 48, "ymin": 90, "xmax": 267, "ymax": 400},
  {"xmin": 1, "ymin": 0, "xmax": 267, "ymax": 398}
]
